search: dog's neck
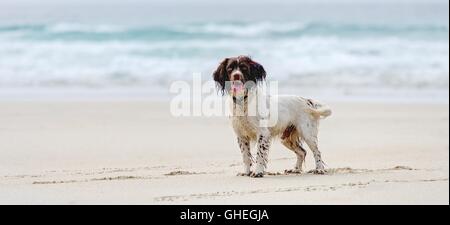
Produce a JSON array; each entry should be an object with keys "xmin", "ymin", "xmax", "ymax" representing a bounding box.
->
[
  {"xmin": 230, "ymin": 87, "xmax": 266, "ymax": 117},
  {"xmin": 232, "ymin": 95, "xmax": 248, "ymax": 105},
  {"xmin": 231, "ymin": 91, "xmax": 251, "ymax": 117}
]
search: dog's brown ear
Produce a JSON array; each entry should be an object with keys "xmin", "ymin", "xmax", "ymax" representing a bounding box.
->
[
  {"xmin": 249, "ymin": 58, "xmax": 266, "ymax": 82},
  {"xmin": 213, "ymin": 58, "xmax": 229, "ymax": 95}
]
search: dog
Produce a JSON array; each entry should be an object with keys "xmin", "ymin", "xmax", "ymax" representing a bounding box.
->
[{"xmin": 213, "ymin": 55, "xmax": 332, "ymax": 178}]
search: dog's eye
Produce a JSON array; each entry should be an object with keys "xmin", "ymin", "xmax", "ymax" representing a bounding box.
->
[{"xmin": 240, "ymin": 66, "xmax": 247, "ymax": 70}]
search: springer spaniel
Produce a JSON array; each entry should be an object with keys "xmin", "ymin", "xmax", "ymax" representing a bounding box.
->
[{"xmin": 213, "ymin": 56, "xmax": 332, "ymax": 178}]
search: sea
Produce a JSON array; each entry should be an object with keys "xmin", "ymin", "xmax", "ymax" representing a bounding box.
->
[{"xmin": 0, "ymin": 0, "xmax": 448, "ymax": 102}]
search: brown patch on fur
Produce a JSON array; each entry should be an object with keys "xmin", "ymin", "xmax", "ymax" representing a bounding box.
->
[{"xmin": 281, "ymin": 124, "xmax": 296, "ymax": 140}]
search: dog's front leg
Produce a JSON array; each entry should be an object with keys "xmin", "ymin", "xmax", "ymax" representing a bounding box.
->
[
  {"xmin": 237, "ymin": 136, "xmax": 252, "ymax": 176},
  {"xmin": 252, "ymin": 130, "xmax": 271, "ymax": 178}
]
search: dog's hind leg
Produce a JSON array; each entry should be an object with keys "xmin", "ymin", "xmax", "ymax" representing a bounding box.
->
[
  {"xmin": 237, "ymin": 136, "xmax": 253, "ymax": 176},
  {"xmin": 300, "ymin": 120, "xmax": 326, "ymax": 174},
  {"xmin": 281, "ymin": 127, "xmax": 306, "ymax": 174},
  {"xmin": 304, "ymin": 135, "xmax": 326, "ymax": 174}
]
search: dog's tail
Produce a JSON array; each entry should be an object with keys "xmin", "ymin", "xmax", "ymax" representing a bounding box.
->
[
  {"xmin": 308, "ymin": 105, "xmax": 332, "ymax": 118},
  {"xmin": 305, "ymin": 99, "xmax": 332, "ymax": 119}
]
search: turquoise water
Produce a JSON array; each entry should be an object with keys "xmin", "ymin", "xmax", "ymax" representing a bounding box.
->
[
  {"xmin": 1, "ymin": 22, "xmax": 447, "ymax": 41},
  {"xmin": 0, "ymin": 1, "xmax": 448, "ymax": 100}
]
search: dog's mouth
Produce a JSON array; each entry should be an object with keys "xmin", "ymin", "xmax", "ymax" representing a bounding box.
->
[{"xmin": 231, "ymin": 81, "xmax": 245, "ymax": 95}]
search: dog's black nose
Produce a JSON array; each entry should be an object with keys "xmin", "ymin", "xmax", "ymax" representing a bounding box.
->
[{"xmin": 233, "ymin": 74, "xmax": 241, "ymax": 80}]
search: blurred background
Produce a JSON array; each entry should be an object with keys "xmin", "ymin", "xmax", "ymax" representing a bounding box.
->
[{"xmin": 0, "ymin": 0, "xmax": 448, "ymax": 102}]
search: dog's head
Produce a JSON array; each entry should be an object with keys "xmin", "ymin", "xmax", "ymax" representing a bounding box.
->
[{"xmin": 213, "ymin": 56, "xmax": 266, "ymax": 96}]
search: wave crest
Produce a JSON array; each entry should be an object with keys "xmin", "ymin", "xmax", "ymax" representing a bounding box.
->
[{"xmin": 0, "ymin": 22, "xmax": 448, "ymax": 41}]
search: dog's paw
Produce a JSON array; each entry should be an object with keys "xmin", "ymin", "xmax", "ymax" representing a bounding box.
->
[
  {"xmin": 250, "ymin": 172, "xmax": 264, "ymax": 178},
  {"xmin": 308, "ymin": 169, "xmax": 326, "ymax": 175},
  {"xmin": 236, "ymin": 172, "xmax": 252, "ymax": 177},
  {"xmin": 284, "ymin": 169, "xmax": 303, "ymax": 174}
]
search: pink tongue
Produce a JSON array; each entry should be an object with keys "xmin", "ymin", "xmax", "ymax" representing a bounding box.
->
[{"xmin": 232, "ymin": 82, "xmax": 243, "ymax": 93}]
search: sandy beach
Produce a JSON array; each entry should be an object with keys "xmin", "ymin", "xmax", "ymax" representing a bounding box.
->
[{"xmin": 0, "ymin": 100, "xmax": 448, "ymax": 204}]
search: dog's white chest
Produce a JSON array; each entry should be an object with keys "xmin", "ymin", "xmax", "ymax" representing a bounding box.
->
[{"xmin": 231, "ymin": 115, "xmax": 258, "ymax": 140}]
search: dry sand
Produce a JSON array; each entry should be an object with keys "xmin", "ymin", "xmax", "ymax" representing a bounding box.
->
[{"xmin": 0, "ymin": 101, "xmax": 448, "ymax": 204}]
